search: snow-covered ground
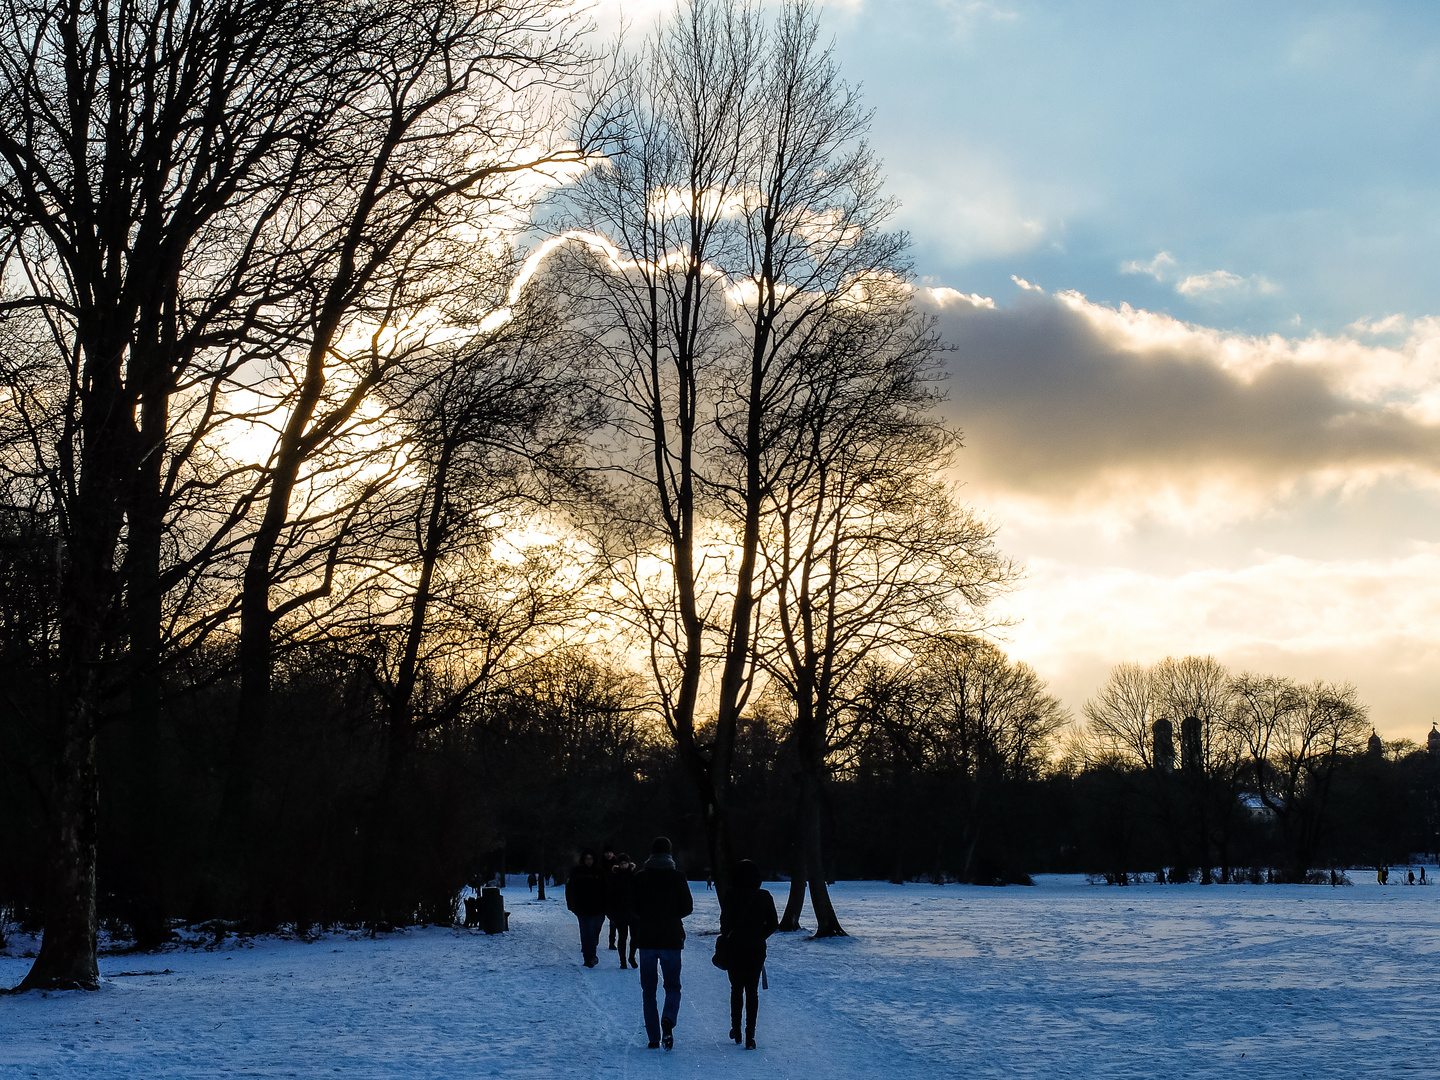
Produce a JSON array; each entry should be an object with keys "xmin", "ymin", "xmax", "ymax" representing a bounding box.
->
[{"xmin": 3, "ymin": 875, "xmax": 1438, "ymax": 1078}]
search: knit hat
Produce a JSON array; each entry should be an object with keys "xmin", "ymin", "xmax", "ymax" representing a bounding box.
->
[
  {"xmin": 651, "ymin": 835, "xmax": 672, "ymax": 855},
  {"xmin": 735, "ymin": 859, "xmax": 762, "ymax": 889}
]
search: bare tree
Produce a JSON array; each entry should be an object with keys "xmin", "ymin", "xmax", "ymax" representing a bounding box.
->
[
  {"xmin": 757, "ymin": 302, "xmax": 1011, "ymax": 933},
  {"xmin": 1150, "ymin": 655, "xmax": 1242, "ymax": 881},
  {"xmin": 0, "ymin": 0, "xmax": 379, "ymax": 990},
  {"xmin": 1082, "ymin": 663, "xmax": 1158, "ymax": 768},
  {"xmin": 213, "ymin": 0, "xmax": 592, "ymax": 878},
  {"xmin": 561, "ymin": 0, "xmax": 978, "ymax": 896},
  {"xmin": 558, "ymin": 0, "xmax": 766, "ymax": 890},
  {"xmin": 1082, "ymin": 656, "xmax": 1248, "ymax": 882},
  {"xmin": 1228, "ymin": 674, "xmax": 1369, "ymax": 881},
  {"xmin": 911, "ymin": 636, "xmax": 1069, "ymax": 882},
  {"xmin": 357, "ymin": 280, "xmax": 603, "ymax": 782}
]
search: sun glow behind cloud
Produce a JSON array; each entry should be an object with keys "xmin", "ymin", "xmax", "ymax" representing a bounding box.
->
[{"xmin": 919, "ymin": 283, "xmax": 1440, "ymax": 738}]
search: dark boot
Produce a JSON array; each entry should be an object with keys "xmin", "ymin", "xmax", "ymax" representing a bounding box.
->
[{"xmin": 661, "ymin": 1018, "xmax": 674, "ymax": 1051}]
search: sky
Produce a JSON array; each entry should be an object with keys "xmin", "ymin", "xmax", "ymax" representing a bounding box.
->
[{"xmin": 595, "ymin": 1, "xmax": 1440, "ymax": 740}]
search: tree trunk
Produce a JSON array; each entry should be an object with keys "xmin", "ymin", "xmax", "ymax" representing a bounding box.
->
[
  {"xmin": 120, "ymin": 371, "xmax": 171, "ymax": 946},
  {"xmin": 18, "ymin": 330, "xmax": 132, "ymax": 989},
  {"xmin": 779, "ymin": 820, "xmax": 807, "ymax": 931},
  {"xmin": 16, "ymin": 700, "xmax": 100, "ymax": 991},
  {"xmin": 798, "ymin": 770, "xmax": 845, "ymax": 937}
]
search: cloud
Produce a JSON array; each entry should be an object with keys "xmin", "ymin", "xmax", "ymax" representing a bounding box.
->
[
  {"xmin": 1120, "ymin": 250, "xmax": 1278, "ymax": 300},
  {"xmin": 1175, "ymin": 269, "xmax": 1245, "ymax": 296},
  {"xmin": 1120, "ymin": 251, "xmax": 1176, "ymax": 281},
  {"xmin": 919, "ymin": 284, "xmax": 1440, "ymax": 513},
  {"xmin": 1176, "ymin": 269, "xmax": 1279, "ymax": 299}
]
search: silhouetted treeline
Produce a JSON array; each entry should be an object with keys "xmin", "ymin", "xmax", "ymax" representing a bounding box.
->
[{"xmin": 5, "ymin": 592, "xmax": 1435, "ymax": 944}]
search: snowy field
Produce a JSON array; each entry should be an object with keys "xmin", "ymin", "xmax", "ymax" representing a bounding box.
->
[{"xmin": 3, "ymin": 875, "xmax": 1438, "ymax": 1079}]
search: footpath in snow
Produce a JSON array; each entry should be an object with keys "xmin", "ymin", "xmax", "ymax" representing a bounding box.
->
[{"xmin": 2, "ymin": 876, "xmax": 1438, "ymax": 1079}]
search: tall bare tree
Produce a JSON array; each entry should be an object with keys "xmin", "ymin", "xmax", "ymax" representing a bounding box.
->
[
  {"xmin": 560, "ymin": 0, "xmax": 765, "ymax": 888},
  {"xmin": 362, "ymin": 281, "xmax": 603, "ymax": 779},
  {"xmin": 213, "ymin": 0, "xmax": 591, "ymax": 880},
  {"xmin": 0, "ymin": 0, "xmax": 374, "ymax": 990},
  {"xmin": 562, "ymin": 0, "xmax": 981, "ymax": 895},
  {"xmin": 757, "ymin": 302, "xmax": 1011, "ymax": 934}
]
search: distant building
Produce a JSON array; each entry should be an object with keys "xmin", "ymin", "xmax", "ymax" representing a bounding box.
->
[
  {"xmin": 1152, "ymin": 718, "xmax": 1175, "ymax": 774},
  {"xmin": 1180, "ymin": 715, "xmax": 1202, "ymax": 773},
  {"xmin": 1241, "ymin": 794, "xmax": 1277, "ymax": 820},
  {"xmin": 1368, "ymin": 729, "xmax": 1383, "ymax": 758},
  {"xmin": 1428, "ymin": 723, "xmax": 1439, "ymax": 757}
]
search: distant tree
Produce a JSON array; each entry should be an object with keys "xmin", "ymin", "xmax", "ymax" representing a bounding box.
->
[
  {"xmin": 908, "ymin": 637, "xmax": 1066, "ymax": 882},
  {"xmin": 1083, "ymin": 657, "xmax": 1246, "ymax": 882},
  {"xmin": 1227, "ymin": 674, "xmax": 1369, "ymax": 882},
  {"xmin": 481, "ymin": 648, "xmax": 653, "ymax": 896},
  {"xmin": 1082, "ymin": 662, "xmax": 1158, "ymax": 768},
  {"xmin": 1150, "ymin": 655, "xmax": 1244, "ymax": 882}
]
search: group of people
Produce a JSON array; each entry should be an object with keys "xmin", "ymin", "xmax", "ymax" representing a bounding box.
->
[{"xmin": 564, "ymin": 836, "xmax": 778, "ymax": 1051}]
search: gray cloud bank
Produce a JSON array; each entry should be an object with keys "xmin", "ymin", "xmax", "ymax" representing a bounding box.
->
[{"xmin": 920, "ymin": 288, "xmax": 1440, "ymax": 497}]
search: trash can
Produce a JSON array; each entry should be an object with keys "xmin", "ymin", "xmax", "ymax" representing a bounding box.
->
[{"xmin": 481, "ymin": 886, "xmax": 508, "ymax": 934}]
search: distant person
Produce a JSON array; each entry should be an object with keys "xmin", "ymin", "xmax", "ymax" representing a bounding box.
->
[
  {"xmin": 566, "ymin": 850, "xmax": 608, "ymax": 968},
  {"xmin": 608, "ymin": 853, "xmax": 638, "ymax": 968},
  {"xmin": 1330, "ymin": 869, "xmax": 1338, "ymax": 887},
  {"xmin": 528, "ymin": 872, "xmax": 537, "ymax": 893},
  {"xmin": 1409, "ymin": 870, "xmax": 1416, "ymax": 885},
  {"xmin": 1422, "ymin": 867, "xmax": 1428, "ymax": 885},
  {"xmin": 631, "ymin": 836, "xmax": 693, "ymax": 1049},
  {"xmin": 719, "ymin": 859, "xmax": 779, "ymax": 1050},
  {"xmin": 601, "ymin": 846, "xmax": 618, "ymax": 949}
]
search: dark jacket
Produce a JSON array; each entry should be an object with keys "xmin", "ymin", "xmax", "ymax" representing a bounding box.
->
[
  {"xmin": 630, "ymin": 853, "xmax": 693, "ymax": 950},
  {"xmin": 565, "ymin": 862, "xmax": 607, "ymax": 918},
  {"xmin": 719, "ymin": 885, "xmax": 779, "ymax": 968},
  {"xmin": 606, "ymin": 865, "xmax": 635, "ymax": 922}
]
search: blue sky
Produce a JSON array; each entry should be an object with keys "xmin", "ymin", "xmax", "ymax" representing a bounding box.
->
[{"xmin": 828, "ymin": 0, "xmax": 1440, "ymax": 336}]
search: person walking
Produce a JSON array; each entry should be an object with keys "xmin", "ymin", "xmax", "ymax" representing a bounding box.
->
[
  {"xmin": 719, "ymin": 859, "xmax": 779, "ymax": 1050},
  {"xmin": 601, "ymin": 846, "xmax": 618, "ymax": 949},
  {"xmin": 566, "ymin": 849, "xmax": 608, "ymax": 968},
  {"xmin": 631, "ymin": 836, "xmax": 693, "ymax": 1049},
  {"xmin": 608, "ymin": 853, "xmax": 638, "ymax": 968}
]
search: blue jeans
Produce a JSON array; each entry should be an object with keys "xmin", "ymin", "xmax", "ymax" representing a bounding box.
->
[
  {"xmin": 637, "ymin": 948, "xmax": 682, "ymax": 1041},
  {"xmin": 577, "ymin": 914, "xmax": 605, "ymax": 964}
]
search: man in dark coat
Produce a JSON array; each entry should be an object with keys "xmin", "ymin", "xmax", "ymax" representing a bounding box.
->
[
  {"xmin": 565, "ymin": 849, "xmax": 607, "ymax": 967},
  {"xmin": 719, "ymin": 859, "xmax": 779, "ymax": 1049},
  {"xmin": 630, "ymin": 836, "xmax": 693, "ymax": 1049},
  {"xmin": 607, "ymin": 853, "xmax": 638, "ymax": 968}
]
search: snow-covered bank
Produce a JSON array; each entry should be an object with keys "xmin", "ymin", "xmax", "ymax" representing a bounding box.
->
[{"xmin": 2, "ymin": 879, "xmax": 1437, "ymax": 1078}]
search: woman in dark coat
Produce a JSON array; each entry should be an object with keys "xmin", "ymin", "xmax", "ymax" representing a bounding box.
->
[
  {"xmin": 607, "ymin": 854, "xmax": 638, "ymax": 968},
  {"xmin": 719, "ymin": 859, "xmax": 778, "ymax": 1049}
]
